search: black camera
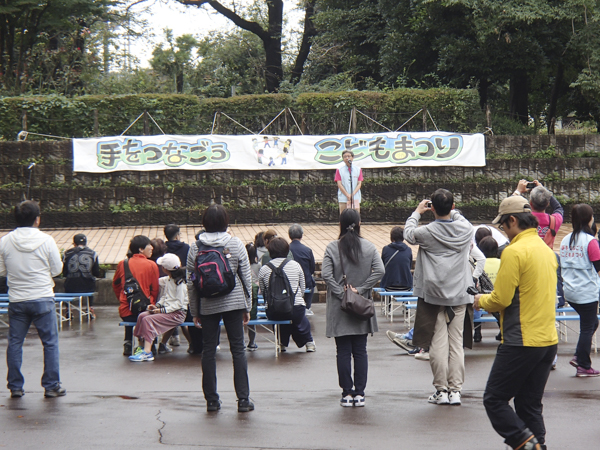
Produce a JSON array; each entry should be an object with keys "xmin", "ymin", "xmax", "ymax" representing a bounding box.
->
[
  {"xmin": 427, "ymin": 201, "xmax": 432, "ymax": 208},
  {"xmin": 526, "ymin": 182, "xmax": 536, "ymax": 189}
]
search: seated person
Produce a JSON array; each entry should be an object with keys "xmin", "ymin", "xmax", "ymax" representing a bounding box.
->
[
  {"xmin": 129, "ymin": 254, "xmax": 189, "ymax": 362},
  {"xmin": 380, "ymin": 226, "xmax": 413, "ymax": 292},
  {"xmin": 258, "ymin": 237, "xmax": 316, "ymax": 352},
  {"xmin": 473, "ymin": 236, "xmax": 501, "ymax": 342}
]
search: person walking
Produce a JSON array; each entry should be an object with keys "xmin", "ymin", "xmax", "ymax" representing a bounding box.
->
[
  {"xmin": 322, "ymin": 209, "xmax": 384, "ymax": 407},
  {"xmin": 406, "ymin": 189, "xmax": 474, "ymax": 406},
  {"xmin": 187, "ymin": 204, "xmax": 254, "ymax": 413},
  {"xmin": 288, "ymin": 224, "xmax": 317, "ymax": 315},
  {"xmin": 0, "ymin": 201, "xmax": 65, "ymax": 398},
  {"xmin": 559, "ymin": 203, "xmax": 600, "ymax": 377},
  {"xmin": 475, "ymin": 196, "xmax": 558, "ymax": 450},
  {"xmin": 62, "ymin": 233, "xmax": 100, "ymax": 319}
]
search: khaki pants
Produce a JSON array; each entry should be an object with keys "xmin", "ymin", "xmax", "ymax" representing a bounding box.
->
[
  {"xmin": 430, "ymin": 304, "xmax": 467, "ymax": 392},
  {"xmin": 339, "ymin": 202, "xmax": 360, "ymax": 214}
]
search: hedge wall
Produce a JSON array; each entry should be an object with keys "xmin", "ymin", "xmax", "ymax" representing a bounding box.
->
[{"xmin": 0, "ymin": 89, "xmax": 482, "ymax": 141}]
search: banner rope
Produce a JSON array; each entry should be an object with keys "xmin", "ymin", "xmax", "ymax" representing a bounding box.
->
[
  {"xmin": 356, "ymin": 109, "xmax": 392, "ymax": 132},
  {"xmin": 219, "ymin": 112, "xmax": 256, "ymax": 134},
  {"xmin": 287, "ymin": 108, "xmax": 304, "ymax": 136},
  {"xmin": 258, "ymin": 109, "xmax": 286, "ymax": 135},
  {"xmin": 120, "ymin": 112, "xmax": 145, "ymax": 136},
  {"xmin": 427, "ymin": 109, "xmax": 439, "ymax": 131},
  {"xmin": 395, "ymin": 109, "xmax": 423, "ymax": 132}
]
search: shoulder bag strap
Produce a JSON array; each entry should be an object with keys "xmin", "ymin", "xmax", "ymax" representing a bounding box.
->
[
  {"xmin": 384, "ymin": 250, "xmax": 400, "ymax": 269},
  {"xmin": 337, "ymin": 243, "xmax": 348, "ymax": 286},
  {"xmin": 124, "ymin": 258, "xmax": 133, "ymax": 279}
]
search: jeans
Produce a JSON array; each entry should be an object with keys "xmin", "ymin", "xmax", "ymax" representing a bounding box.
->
[
  {"xmin": 7, "ymin": 298, "xmax": 61, "ymax": 391},
  {"xmin": 267, "ymin": 305, "xmax": 313, "ymax": 348},
  {"xmin": 304, "ymin": 288, "xmax": 314, "ymax": 310},
  {"xmin": 335, "ymin": 334, "xmax": 368, "ymax": 397},
  {"xmin": 200, "ymin": 309, "xmax": 249, "ymax": 402},
  {"xmin": 484, "ymin": 344, "xmax": 557, "ymax": 448}
]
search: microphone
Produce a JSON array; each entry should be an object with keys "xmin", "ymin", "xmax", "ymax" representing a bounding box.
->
[
  {"xmin": 348, "ymin": 159, "xmax": 352, "ymax": 166},
  {"xmin": 28, "ymin": 162, "xmax": 36, "ymax": 170}
]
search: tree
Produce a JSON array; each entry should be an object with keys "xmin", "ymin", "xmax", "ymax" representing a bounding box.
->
[
  {"xmin": 178, "ymin": 0, "xmax": 316, "ymax": 92},
  {"xmin": 150, "ymin": 29, "xmax": 198, "ymax": 93}
]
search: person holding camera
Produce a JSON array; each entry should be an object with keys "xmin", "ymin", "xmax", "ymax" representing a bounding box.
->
[
  {"xmin": 512, "ymin": 179, "xmax": 564, "ymax": 248},
  {"xmin": 405, "ymin": 189, "xmax": 475, "ymax": 407}
]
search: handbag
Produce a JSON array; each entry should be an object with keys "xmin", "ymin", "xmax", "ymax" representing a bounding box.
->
[{"xmin": 338, "ymin": 246, "xmax": 375, "ymax": 320}]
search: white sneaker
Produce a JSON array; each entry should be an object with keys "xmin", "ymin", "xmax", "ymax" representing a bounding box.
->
[
  {"xmin": 448, "ymin": 391, "xmax": 461, "ymax": 405},
  {"xmin": 169, "ymin": 335, "xmax": 181, "ymax": 347},
  {"xmin": 354, "ymin": 395, "xmax": 365, "ymax": 407},
  {"xmin": 306, "ymin": 341, "xmax": 316, "ymax": 352},
  {"xmin": 340, "ymin": 395, "xmax": 354, "ymax": 407},
  {"xmin": 305, "ymin": 309, "xmax": 314, "ymax": 316},
  {"xmin": 428, "ymin": 390, "xmax": 449, "ymax": 405},
  {"xmin": 414, "ymin": 349, "xmax": 430, "ymax": 361}
]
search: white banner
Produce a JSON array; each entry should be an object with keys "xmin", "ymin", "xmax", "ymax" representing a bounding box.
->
[{"xmin": 72, "ymin": 132, "xmax": 485, "ymax": 173}]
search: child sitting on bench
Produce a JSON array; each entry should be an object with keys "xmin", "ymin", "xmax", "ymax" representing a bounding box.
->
[{"xmin": 129, "ymin": 253, "xmax": 189, "ymax": 362}]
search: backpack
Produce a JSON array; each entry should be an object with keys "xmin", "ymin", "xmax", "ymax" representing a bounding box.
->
[
  {"xmin": 193, "ymin": 241, "xmax": 236, "ymax": 298},
  {"xmin": 123, "ymin": 259, "xmax": 150, "ymax": 315},
  {"xmin": 264, "ymin": 260, "xmax": 297, "ymax": 320}
]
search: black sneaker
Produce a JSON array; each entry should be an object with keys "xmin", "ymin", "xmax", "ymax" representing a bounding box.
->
[
  {"xmin": 207, "ymin": 400, "xmax": 222, "ymax": 412},
  {"xmin": 123, "ymin": 342, "xmax": 132, "ymax": 356},
  {"xmin": 10, "ymin": 389, "xmax": 24, "ymax": 398},
  {"xmin": 238, "ymin": 398, "xmax": 255, "ymax": 412},
  {"xmin": 44, "ymin": 386, "xmax": 67, "ymax": 398},
  {"xmin": 474, "ymin": 328, "xmax": 482, "ymax": 343}
]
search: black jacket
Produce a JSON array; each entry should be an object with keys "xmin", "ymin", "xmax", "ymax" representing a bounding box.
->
[
  {"xmin": 166, "ymin": 240, "xmax": 190, "ymax": 267},
  {"xmin": 63, "ymin": 246, "xmax": 100, "ymax": 293},
  {"xmin": 380, "ymin": 242, "xmax": 413, "ymax": 290}
]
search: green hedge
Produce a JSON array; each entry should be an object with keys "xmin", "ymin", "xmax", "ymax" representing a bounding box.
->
[{"xmin": 0, "ymin": 89, "xmax": 481, "ymax": 141}]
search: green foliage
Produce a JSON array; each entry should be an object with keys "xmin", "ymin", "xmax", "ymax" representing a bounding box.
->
[{"xmin": 532, "ymin": 145, "xmax": 557, "ymax": 159}]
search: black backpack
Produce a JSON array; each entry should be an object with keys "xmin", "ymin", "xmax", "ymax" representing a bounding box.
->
[
  {"xmin": 193, "ymin": 241, "xmax": 236, "ymax": 298},
  {"xmin": 264, "ymin": 260, "xmax": 297, "ymax": 320},
  {"xmin": 123, "ymin": 259, "xmax": 150, "ymax": 315}
]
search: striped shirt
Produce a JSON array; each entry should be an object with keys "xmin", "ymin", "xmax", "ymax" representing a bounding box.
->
[{"xmin": 258, "ymin": 257, "xmax": 306, "ymax": 307}]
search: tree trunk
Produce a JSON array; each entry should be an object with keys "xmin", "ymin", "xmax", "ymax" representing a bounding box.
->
[
  {"xmin": 547, "ymin": 63, "xmax": 564, "ymax": 135},
  {"xmin": 264, "ymin": 0, "xmax": 283, "ymax": 92},
  {"xmin": 176, "ymin": 71, "xmax": 184, "ymax": 93},
  {"xmin": 509, "ymin": 70, "xmax": 528, "ymax": 125},
  {"xmin": 290, "ymin": 0, "xmax": 316, "ymax": 85},
  {"xmin": 478, "ymin": 78, "xmax": 488, "ymax": 110}
]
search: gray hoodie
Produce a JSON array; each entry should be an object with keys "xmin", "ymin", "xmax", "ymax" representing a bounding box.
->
[
  {"xmin": 404, "ymin": 210, "xmax": 474, "ymax": 306},
  {"xmin": 0, "ymin": 227, "xmax": 62, "ymax": 302},
  {"xmin": 186, "ymin": 232, "xmax": 252, "ymax": 317}
]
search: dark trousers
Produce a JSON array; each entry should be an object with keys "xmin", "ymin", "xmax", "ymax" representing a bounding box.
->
[
  {"xmin": 268, "ymin": 305, "xmax": 313, "ymax": 348},
  {"xmin": 483, "ymin": 344, "xmax": 557, "ymax": 448},
  {"xmin": 335, "ymin": 334, "xmax": 368, "ymax": 397},
  {"xmin": 569, "ymin": 301, "xmax": 599, "ymax": 370},
  {"xmin": 120, "ymin": 313, "xmax": 139, "ymax": 341},
  {"xmin": 304, "ymin": 288, "xmax": 314, "ymax": 310},
  {"xmin": 200, "ymin": 309, "xmax": 249, "ymax": 402}
]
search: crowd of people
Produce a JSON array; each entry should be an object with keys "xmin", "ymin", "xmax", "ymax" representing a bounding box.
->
[{"xmin": 2, "ymin": 175, "xmax": 599, "ymax": 449}]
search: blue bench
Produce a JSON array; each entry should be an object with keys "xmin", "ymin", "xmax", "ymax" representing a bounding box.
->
[
  {"xmin": 0, "ymin": 294, "xmax": 89, "ymax": 330},
  {"xmin": 119, "ymin": 317, "xmax": 292, "ymax": 357},
  {"xmin": 374, "ymin": 289, "xmax": 416, "ymax": 323}
]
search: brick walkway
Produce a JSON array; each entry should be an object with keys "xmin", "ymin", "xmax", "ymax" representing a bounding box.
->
[{"xmin": 0, "ymin": 222, "xmax": 573, "ymax": 265}]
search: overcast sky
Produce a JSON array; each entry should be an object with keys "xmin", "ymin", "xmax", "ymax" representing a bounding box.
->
[{"xmin": 128, "ymin": 0, "xmax": 302, "ymax": 67}]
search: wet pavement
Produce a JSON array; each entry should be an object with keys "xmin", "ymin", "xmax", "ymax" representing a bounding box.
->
[{"xmin": 1, "ymin": 305, "xmax": 599, "ymax": 449}]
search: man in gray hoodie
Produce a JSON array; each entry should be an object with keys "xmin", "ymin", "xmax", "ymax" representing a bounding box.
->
[
  {"xmin": 0, "ymin": 201, "xmax": 65, "ymax": 398},
  {"xmin": 404, "ymin": 189, "xmax": 474, "ymax": 406}
]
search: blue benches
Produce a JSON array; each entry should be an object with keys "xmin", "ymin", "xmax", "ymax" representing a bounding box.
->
[
  {"xmin": 0, "ymin": 294, "xmax": 91, "ymax": 330},
  {"xmin": 374, "ymin": 288, "xmax": 416, "ymax": 323},
  {"xmin": 119, "ymin": 317, "xmax": 292, "ymax": 357}
]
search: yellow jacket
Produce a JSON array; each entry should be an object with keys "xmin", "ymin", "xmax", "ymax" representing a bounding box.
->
[{"xmin": 479, "ymin": 228, "xmax": 558, "ymax": 347}]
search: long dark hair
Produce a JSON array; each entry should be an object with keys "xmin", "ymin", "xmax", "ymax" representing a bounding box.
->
[
  {"xmin": 338, "ymin": 209, "xmax": 362, "ymax": 264},
  {"xmin": 570, "ymin": 203, "xmax": 594, "ymax": 249},
  {"xmin": 169, "ymin": 267, "xmax": 186, "ymax": 284}
]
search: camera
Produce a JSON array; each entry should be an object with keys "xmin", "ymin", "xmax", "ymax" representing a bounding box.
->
[
  {"xmin": 526, "ymin": 182, "xmax": 536, "ymax": 189},
  {"xmin": 426, "ymin": 201, "xmax": 432, "ymax": 208}
]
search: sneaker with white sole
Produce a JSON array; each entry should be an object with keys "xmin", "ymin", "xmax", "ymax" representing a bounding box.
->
[
  {"xmin": 340, "ymin": 395, "xmax": 354, "ymax": 407},
  {"xmin": 448, "ymin": 391, "xmax": 461, "ymax": 405},
  {"xmin": 158, "ymin": 343, "xmax": 173, "ymax": 354},
  {"xmin": 169, "ymin": 335, "xmax": 181, "ymax": 347},
  {"xmin": 306, "ymin": 341, "xmax": 316, "ymax": 352},
  {"xmin": 428, "ymin": 390, "xmax": 449, "ymax": 405},
  {"xmin": 305, "ymin": 308, "xmax": 314, "ymax": 316},
  {"xmin": 354, "ymin": 395, "xmax": 365, "ymax": 407},
  {"xmin": 129, "ymin": 351, "xmax": 154, "ymax": 362},
  {"xmin": 415, "ymin": 349, "xmax": 430, "ymax": 361},
  {"xmin": 386, "ymin": 330, "xmax": 415, "ymax": 352}
]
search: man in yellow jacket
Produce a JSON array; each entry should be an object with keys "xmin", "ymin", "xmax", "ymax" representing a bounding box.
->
[{"xmin": 474, "ymin": 196, "xmax": 557, "ymax": 450}]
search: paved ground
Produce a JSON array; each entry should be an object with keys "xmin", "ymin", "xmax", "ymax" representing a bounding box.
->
[
  {"xmin": 0, "ymin": 305, "xmax": 599, "ymax": 449},
  {"xmin": 0, "ymin": 222, "xmax": 573, "ymax": 265}
]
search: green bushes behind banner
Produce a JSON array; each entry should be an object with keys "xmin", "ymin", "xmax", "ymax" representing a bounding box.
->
[{"xmin": 0, "ymin": 89, "xmax": 482, "ymax": 141}]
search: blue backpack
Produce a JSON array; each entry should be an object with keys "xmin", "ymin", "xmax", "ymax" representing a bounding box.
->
[{"xmin": 193, "ymin": 241, "xmax": 236, "ymax": 298}]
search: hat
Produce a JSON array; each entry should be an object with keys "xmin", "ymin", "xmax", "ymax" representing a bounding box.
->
[
  {"xmin": 156, "ymin": 253, "xmax": 181, "ymax": 271},
  {"xmin": 492, "ymin": 196, "xmax": 532, "ymax": 224},
  {"xmin": 73, "ymin": 234, "xmax": 87, "ymax": 245}
]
